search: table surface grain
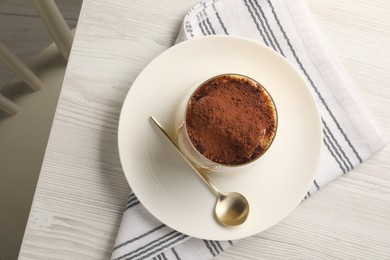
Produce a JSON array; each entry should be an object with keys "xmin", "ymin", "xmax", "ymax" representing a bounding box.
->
[{"xmin": 19, "ymin": 0, "xmax": 390, "ymax": 259}]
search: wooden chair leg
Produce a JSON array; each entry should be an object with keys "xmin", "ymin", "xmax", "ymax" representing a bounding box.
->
[
  {"xmin": 0, "ymin": 94, "xmax": 19, "ymax": 115},
  {"xmin": 0, "ymin": 42, "xmax": 43, "ymax": 91},
  {"xmin": 32, "ymin": 0, "xmax": 73, "ymax": 60}
]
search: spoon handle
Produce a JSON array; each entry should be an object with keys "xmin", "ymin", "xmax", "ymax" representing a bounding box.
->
[{"xmin": 150, "ymin": 116, "xmax": 221, "ymax": 196}]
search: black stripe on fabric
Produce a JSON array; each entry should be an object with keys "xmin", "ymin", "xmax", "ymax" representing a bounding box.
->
[
  {"xmin": 200, "ymin": 11, "xmax": 213, "ymax": 35},
  {"xmin": 323, "ymin": 127, "xmax": 350, "ymax": 171},
  {"xmin": 314, "ymin": 180, "xmax": 320, "ymax": 190},
  {"xmin": 152, "ymin": 257, "xmax": 157, "ymax": 260},
  {"xmin": 210, "ymin": 240, "xmax": 220, "ymax": 254},
  {"xmin": 126, "ymin": 193, "xmax": 136, "ymax": 202},
  {"xmin": 203, "ymin": 240, "xmax": 216, "ymax": 257},
  {"xmin": 307, "ymin": 191, "xmax": 311, "ymax": 197},
  {"xmin": 125, "ymin": 201, "xmax": 140, "ymax": 211},
  {"xmin": 215, "ymin": 241, "xmax": 224, "ymax": 252},
  {"xmin": 247, "ymin": 0, "xmax": 277, "ymax": 51},
  {"xmin": 171, "ymin": 247, "xmax": 181, "ymax": 260},
  {"xmin": 114, "ymin": 231, "xmax": 184, "ymax": 260},
  {"xmin": 113, "ymin": 224, "xmax": 166, "ymax": 251},
  {"xmin": 203, "ymin": 20, "xmax": 212, "ymax": 35},
  {"xmin": 198, "ymin": 11, "xmax": 211, "ymax": 35},
  {"xmin": 186, "ymin": 20, "xmax": 194, "ymax": 37},
  {"xmin": 252, "ymin": 0, "xmax": 285, "ymax": 56},
  {"xmin": 266, "ymin": 0, "xmax": 362, "ymax": 163},
  {"xmin": 204, "ymin": 17, "xmax": 216, "ymax": 35},
  {"xmin": 228, "ymin": 240, "xmax": 233, "ymax": 246},
  {"xmin": 137, "ymin": 235, "xmax": 188, "ymax": 260},
  {"xmin": 212, "ymin": 0, "xmax": 229, "ymax": 34},
  {"xmin": 323, "ymin": 137, "xmax": 346, "ymax": 174},
  {"xmin": 126, "ymin": 196, "xmax": 139, "ymax": 207},
  {"xmin": 196, "ymin": 13, "xmax": 207, "ymax": 36},
  {"xmin": 161, "ymin": 252, "xmax": 168, "ymax": 260},
  {"xmin": 242, "ymin": 0, "xmax": 269, "ymax": 46},
  {"xmin": 202, "ymin": 4, "xmax": 216, "ymax": 35},
  {"xmin": 322, "ymin": 118, "xmax": 354, "ymax": 170},
  {"xmin": 189, "ymin": 23, "xmax": 194, "ymax": 37}
]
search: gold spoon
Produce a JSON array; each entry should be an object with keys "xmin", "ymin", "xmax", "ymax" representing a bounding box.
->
[{"xmin": 150, "ymin": 116, "xmax": 249, "ymax": 227}]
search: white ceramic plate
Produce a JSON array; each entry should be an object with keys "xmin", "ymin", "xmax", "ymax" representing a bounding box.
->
[{"xmin": 118, "ymin": 35, "xmax": 322, "ymax": 240}]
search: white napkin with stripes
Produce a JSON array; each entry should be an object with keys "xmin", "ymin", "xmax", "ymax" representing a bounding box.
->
[{"xmin": 112, "ymin": 0, "xmax": 385, "ymax": 259}]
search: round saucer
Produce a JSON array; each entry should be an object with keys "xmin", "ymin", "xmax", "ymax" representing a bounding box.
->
[{"xmin": 118, "ymin": 35, "xmax": 322, "ymax": 240}]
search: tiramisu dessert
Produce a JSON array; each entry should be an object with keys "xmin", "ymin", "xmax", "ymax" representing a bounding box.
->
[{"xmin": 185, "ymin": 74, "xmax": 277, "ymax": 166}]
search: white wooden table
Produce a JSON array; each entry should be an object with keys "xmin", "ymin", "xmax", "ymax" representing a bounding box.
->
[{"xmin": 19, "ymin": 0, "xmax": 390, "ymax": 259}]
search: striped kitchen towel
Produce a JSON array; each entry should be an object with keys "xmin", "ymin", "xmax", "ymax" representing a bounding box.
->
[{"xmin": 112, "ymin": 0, "xmax": 385, "ymax": 259}]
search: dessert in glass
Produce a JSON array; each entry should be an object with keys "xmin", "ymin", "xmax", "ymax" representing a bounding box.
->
[{"xmin": 175, "ymin": 74, "xmax": 277, "ymax": 174}]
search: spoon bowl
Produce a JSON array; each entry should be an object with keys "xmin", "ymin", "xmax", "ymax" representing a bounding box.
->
[
  {"xmin": 150, "ymin": 116, "xmax": 250, "ymax": 227},
  {"xmin": 216, "ymin": 192, "xmax": 249, "ymax": 226}
]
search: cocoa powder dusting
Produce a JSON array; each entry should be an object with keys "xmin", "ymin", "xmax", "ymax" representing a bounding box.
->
[{"xmin": 186, "ymin": 75, "xmax": 277, "ymax": 165}]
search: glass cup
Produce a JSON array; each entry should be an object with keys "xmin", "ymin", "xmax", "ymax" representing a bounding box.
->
[{"xmin": 175, "ymin": 73, "xmax": 278, "ymax": 174}]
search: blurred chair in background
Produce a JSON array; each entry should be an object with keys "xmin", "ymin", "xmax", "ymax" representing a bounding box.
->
[
  {"xmin": 0, "ymin": 1, "xmax": 82, "ymax": 259},
  {"xmin": 0, "ymin": 0, "xmax": 72, "ymax": 115}
]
